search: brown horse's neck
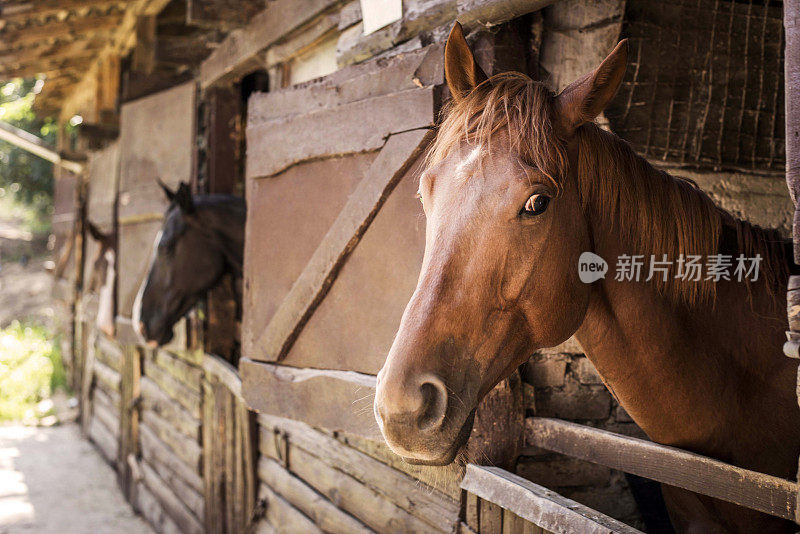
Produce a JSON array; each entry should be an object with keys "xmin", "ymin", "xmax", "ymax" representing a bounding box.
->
[{"xmin": 572, "ymin": 158, "xmax": 799, "ymax": 478}]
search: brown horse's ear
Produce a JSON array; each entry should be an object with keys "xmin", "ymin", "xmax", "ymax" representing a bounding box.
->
[
  {"xmin": 444, "ymin": 22, "xmax": 488, "ymax": 102},
  {"xmin": 85, "ymin": 220, "xmax": 104, "ymax": 242},
  {"xmin": 156, "ymin": 177, "xmax": 175, "ymax": 202},
  {"xmin": 554, "ymin": 39, "xmax": 628, "ymax": 137}
]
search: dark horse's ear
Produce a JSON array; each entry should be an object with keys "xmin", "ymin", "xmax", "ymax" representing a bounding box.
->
[
  {"xmin": 444, "ymin": 22, "xmax": 488, "ymax": 102},
  {"xmin": 156, "ymin": 177, "xmax": 175, "ymax": 202},
  {"xmin": 85, "ymin": 220, "xmax": 104, "ymax": 242},
  {"xmin": 554, "ymin": 39, "xmax": 628, "ymax": 137},
  {"xmin": 174, "ymin": 182, "xmax": 195, "ymax": 214}
]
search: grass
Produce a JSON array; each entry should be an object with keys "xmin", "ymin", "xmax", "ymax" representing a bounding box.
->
[
  {"xmin": 0, "ymin": 321, "xmax": 66, "ymax": 423},
  {"xmin": 0, "ymin": 190, "xmax": 52, "ymax": 237}
]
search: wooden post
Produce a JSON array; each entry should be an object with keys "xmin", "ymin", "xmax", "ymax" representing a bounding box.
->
[
  {"xmin": 132, "ymin": 15, "xmax": 157, "ymax": 76},
  {"xmin": 784, "ymin": 0, "xmax": 800, "ymax": 523}
]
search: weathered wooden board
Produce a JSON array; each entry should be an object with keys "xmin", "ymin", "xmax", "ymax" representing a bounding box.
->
[
  {"xmin": 199, "ymin": 0, "xmax": 341, "ymax": 88},
  {"xmin": 136, "ymin": 480, "xmax": 183, "ymax": 534},
  {"xmin": 461, "ymin": 464, "xmax": 642, "ymax": 534},
  {"xmin": 248, "ymin": 43, "xmax": 444, "ymax": 123},
  {"xmin": 279, "ymin": 146, "xmax": 426, "ymax": 373},
  {"xmin": 117, "ymin": 82, "xmax": 195, "ymax": 319},
  {"xmin": 256, "ymin": 412, "xmax": 460, "ymax": 528},
  {"xmin": 257, "ymin": 482, "xmax": 323, "ymax": 534},
  {"xmin": 526, "ymin": 417, "xmax": 799, "ymax": 521},
  {"xmin": 246, "ymin": 87, "xmax": 434, "ymax": 178},
  {"xmin": 140, "ymin": 376, "xmax": 200, "ymax": 440},
  {"xmin": 286, "ymin": 444, "xmax": 440, "ymax": 532},
  {"xmin": 140, "ymin": 458, "xmax": 204, "ymax": 534},
  {"xmin": 143, "ymin": 357, "xmax": 202, "ymax": 418},
  {"xmin": 89, "ymin": 415, "xmax": 118, "ymax": 464},
  {"xmin": 152, "ymin": 350, "xmax": 203, "ymax": 393},
  {"xmin": 250, "ymin": 129, "xmax": 432, "ymax": 363},
  {"xmin": 242, "ymin": 360, "xmax": 379, "ymax": 438},
  {"xmin": 86, "ymin": 140, "xmax": 119, "ymax": 231},
  {"xmin": 141, "ymin": 409, "xmax": 202, "ymax": 471},
  {"xmin": 257, "ymin": 457, "xmax": 371, "ymax": 534},
  {"xmin": 140, "ymin": 423, "xmax": 204, "ymax": 493},
  {"xmin": 242, "ymin": 153, "xmax": 375, "ymax": 358},
  {"xmin": 203, "ymin": 362, "xmax": 258, "ymax": 534}
]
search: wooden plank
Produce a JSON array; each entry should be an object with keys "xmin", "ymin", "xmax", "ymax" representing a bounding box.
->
[
  {"xmin": 334, "ymin": 431, "xmax": 462, "ymax": 500},
  {"xmin": 526, "ymin": 417, "xmax": 798, "ymax": 521},
  {"xmin": 143, "ymin": 359, "xmax": 202, "ymax": 418},
  {"xmin": 135, "ymin": 480, "xmax": 183, "ymax": 534},
  {"xmin": 248, "ymin": 43, "xmax": 443, "ymax": 122},
  {"xmin": 89, "ymin": 415, "xmax": 118, "ymax": 464},
  {"xmin": 140, "ymin": 459, "xmax": 204, "ymax": 534},
  {"xmin": 202, "ymin": 379, "xmax": 223, "ymax": 534},
  {"xmin": 257, "ymin": 457, "xmax": 371, "ymax": 533},
  {"xmin": 199, "ymin": 0, "xmax": 341, "ymax": 89},
  {"xmin": 465, "ymin": 492, "xmax": 480, "ymax": 532},
  {"xmin": 141, "ymin": 409, "xmax": 202, "ymax": 471},
  {"xmin": 117, "ymin": 345, "xmax": 141, "ymax": 499},
  {"xmin": 203, "ymin": 354, "xmax": 242, "ymax": 400},
  {"xmin": 140, "ymin": 376, "xmax": 200, "ymax": 440},
  {"xmin": 242, "ymin": 359, "xmax": 379, "ymax": 438},
  {"xmin": 502, "ymin": 511, "xmax": 545, "ymax": 534},
  {"xmin": 93, "ymin": 358, "xmax": 121, "ymax": 392},
  {"xmin": 92, "ymin": 386, "xmax": 120, "ymax": 436},
  {"xmin": 258, "ymin": 482, "xmax": 324, "ymax": 534},
  {"xmin": 140, "ymin": 423, "xmax": 204, "ymax": 493},
  {"xmin": 456, "ymin": 0, "xmax": 557, "ymax": 29},
  {"xmin": 246, "ymin": 88, "xmax": 434, "ymax": 178},
  {"xmin": 144, "ymin": 452, "xmax": 205, "ymax": 522},
  {"xmin": 152, "ymin": 349, "xmax": 203, "ymax": 393},
  {"xmin": 249, "ymin": 129, "xmax": 433, "ymax": 361},
  {"xmin": 461, "ymin": 465, "xmax": 642, "ymax": 534},
  {"xmin": 480, "ymin": 498, "xmax": 503, "ymax": 534},
  {"xmin": 257, "ymin": 412, "xmax": 460, "ymax": 529},
  {"xmin": 285, "ymin": 445, "xmax": 439, "ymax": 533}
]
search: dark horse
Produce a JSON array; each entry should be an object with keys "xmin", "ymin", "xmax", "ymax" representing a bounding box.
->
[
  {"xmin": 374, "ymin": 23, "xmax": 800, "ymax": 533},
  {"xmin": 132, "ymin": 181, "xmax": 245, "ymax": 348}
]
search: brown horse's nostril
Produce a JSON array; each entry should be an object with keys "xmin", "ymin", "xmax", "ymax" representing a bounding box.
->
[
  {"xmin": 375, "ymin": 373, "xmax": 449, "ymax": 434},
  {"xmin": 417, "ymin": 377, "xmax": 448, "ymax": 431}
]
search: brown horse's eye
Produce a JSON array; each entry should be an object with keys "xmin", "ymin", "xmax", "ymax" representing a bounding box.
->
[{"xmin": 522, "ymin": 194, "xmax": 550, "ymax": 216}]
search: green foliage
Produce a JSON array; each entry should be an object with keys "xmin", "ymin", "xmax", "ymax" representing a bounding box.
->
[
  {"xmin": 0, "ymin": 321, "xmax": 66, "ymax": 422},
  {"xmin": 0, "ymin": 78, "xmax": 57, "ymax": 211}
]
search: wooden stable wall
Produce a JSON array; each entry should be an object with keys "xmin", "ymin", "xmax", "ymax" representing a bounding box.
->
[{"xmin": 62, "ymin": 0, "xmax": 796, "ymax": 533}]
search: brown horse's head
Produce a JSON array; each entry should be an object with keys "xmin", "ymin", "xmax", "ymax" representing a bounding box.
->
[
  {"xmin": 132, "ymin": 181, "xmax": 246, "ymax": 347},
  {"xmin": 374, "ymin": 23, "xmax": 628, "ymax": 465}
]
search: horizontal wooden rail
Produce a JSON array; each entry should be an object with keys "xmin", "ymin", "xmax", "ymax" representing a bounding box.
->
[
  {"xmin": 526, "ymin": 417, "xmax": 798, "ymax": 521},
  {"xmin": 461, "ymin": 464, "xmax": 643, "ymax": 533},
  {"xmin": 0, "ymin": 120, "xmax": 84, "ymax": 173}
]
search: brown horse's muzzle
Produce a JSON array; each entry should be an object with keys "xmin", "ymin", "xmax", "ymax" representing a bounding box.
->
[{"xmin": 374, "ymin": 351, "xmax": 480, "ymax": 465}]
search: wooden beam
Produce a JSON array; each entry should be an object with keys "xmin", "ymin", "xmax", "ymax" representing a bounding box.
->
[
  {"xmin": 461, "ymin": 464, "xmax": 643, "ymax": 534},
  {"xmin": 456, "ymin": 0, "xmax": 557, "ymax": 29},
  {"xmin": 241, "ymin": 358, "xmax": 379, "ymax": 439},
  {"xmin": 199, "ymin": 0, "xmax": 341, "ymax": 89},
  {"xmin": 132, "ymin": 14, "xmax": 156, "ymax": 75},
  {"xmin": 0, "ymin": 13, "xmax": 124, "ymax": 48},
  {"xmin": 0, "ymin": 0, "xmax": 124, "ymax": 22},
  {"xmin": 0, "ymin": 121, "xmax": 84, "ymax": 173},
  {"xmin": 248, "ymin": 128, "xmax": 433, "ymax": 361},
  {"xmin": 526, "ymin": 417, "xmax": 798, "ymax": 521}
]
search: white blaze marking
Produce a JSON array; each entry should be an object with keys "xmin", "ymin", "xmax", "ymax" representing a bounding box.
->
[{"xmin": 132, "ymin": 230, "xmax": 163, "ymax": 342}]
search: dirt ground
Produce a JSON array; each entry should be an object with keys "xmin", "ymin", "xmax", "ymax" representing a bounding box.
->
[
  {"xmin": 0, "ymin": 214, "xmax": 151, "ymax": 533},
  {"xmin": 0, "ymin": 424, "xmax": 152, "ymax": 534}
]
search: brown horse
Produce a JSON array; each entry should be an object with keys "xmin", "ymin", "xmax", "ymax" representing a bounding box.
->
[{"xmin": 374, "ymin": 23, "xmax": 799, "ymax": 533}]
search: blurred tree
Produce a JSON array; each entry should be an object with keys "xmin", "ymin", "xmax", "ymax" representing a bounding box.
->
[{"xmin": 0, "ymin": 78, "xmax": 57, "ymax": 211}]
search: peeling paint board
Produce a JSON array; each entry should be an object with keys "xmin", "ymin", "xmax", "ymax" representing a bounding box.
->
[{"xmin": 360, "ymin": 0, "xmax": 402, "ymax": 35}]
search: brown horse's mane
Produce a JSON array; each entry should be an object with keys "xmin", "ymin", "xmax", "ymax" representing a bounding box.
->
[{"xmin": 429, "ymin": 71, "xmax": 789, "ymax": 307}]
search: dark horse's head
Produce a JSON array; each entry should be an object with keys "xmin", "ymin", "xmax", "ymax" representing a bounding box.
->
[{"xmin": 132, "ymin": 180, "xmax": 246, "ymax": 347}]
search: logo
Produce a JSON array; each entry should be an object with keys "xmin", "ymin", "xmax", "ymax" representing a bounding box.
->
[{"xmin": 578, "ymin": 252, "xmax": 608, "ymax": 283}]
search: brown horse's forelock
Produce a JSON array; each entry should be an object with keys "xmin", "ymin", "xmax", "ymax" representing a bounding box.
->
[{"xmin": 428, "ymin": 72, "xmax": 788, "ymax": 307}]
